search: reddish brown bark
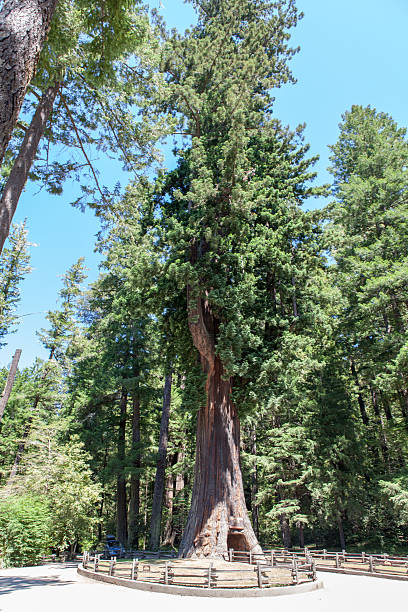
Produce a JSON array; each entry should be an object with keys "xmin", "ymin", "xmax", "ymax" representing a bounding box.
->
[
  {"xmin": 179, "ymin": 352, "xmax": 262, "ymax": 558},
  {"xmin": 0, "ymin": 0, "xmax": 58, "ymax": 166}
]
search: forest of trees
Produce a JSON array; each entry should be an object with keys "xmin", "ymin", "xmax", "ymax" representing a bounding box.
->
[{"xmin": 1, "ymin": 0, "xmax": 408, "ymax": 566}]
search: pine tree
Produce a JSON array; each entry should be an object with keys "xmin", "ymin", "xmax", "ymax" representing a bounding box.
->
[{"xmin": 326, "ymin": 106, "xmax": 408, "ymax": 439}]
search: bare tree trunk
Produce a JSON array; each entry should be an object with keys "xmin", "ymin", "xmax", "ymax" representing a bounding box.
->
[
  {"xmin": 0, "ymin": 0, "xmax": 58, "ymax": 166},
  {"xmin": 0, "ymin": 83, "xmax": 59, "ymax": 253},
  {"xmin": 128, "ymin": 393, "xmax": 141, "ymax": 549},
  {"xmin": 116, "ymin": 390, "xmax": 128, "ymax": 546},
  {"xmin": 179, "ymin": 355, "xmax": 262, "ymax": 558},
  {"xmin": 149, "ymin": 371, "xmax": 172, "ymax": 550},
  {"xmin": 0, "ymin": 348, "xmax": 21, "ymax": 423}
]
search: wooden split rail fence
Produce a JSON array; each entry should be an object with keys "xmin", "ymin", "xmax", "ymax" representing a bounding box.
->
[
  {"xmin": 82, "ymin": 551, "xmax": 316, "ymax": 589},
  {"xmin": 226, "ymin": 549, "xmax": 317, "ymax": 583},
  {"xmin": 253, "ymin": 548, "xmax": 408, "ymax": 579}
]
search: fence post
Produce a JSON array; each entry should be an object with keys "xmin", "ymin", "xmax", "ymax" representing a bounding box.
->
[
  {"xmin": 257, "ymin": 562, "xmax": 263, "ymax": 588},
  {"xmin": 249, "ymin": 550, "xmax": 253, "ymax": 564},
  {"xmin": 362, "ymin": 552, "xmax": 365, "ymax": 563},
  {"xmin": 311, "ymin": 560, "xmax": 317, "ymax": 581},
  {"xmin": 131, "ymin": 558, "xmax": 138, "ymax": 580},
  {"xmin": 342, "ymin": 549, "xmax": 346, "ymax": 562},
  {"xmin": 207, "ymin": 562, "xmax": 213, "ymax": 588},
  {"xmin": 369, "ymin": 556, "xmax": 374, "ymax": 573},
  {"xmin": 109, "ymin": 557, "xmax": 116, "ymax": 576},
  {"xmin": 291, "ymin": 559, "xmax": 299, "ymax": 584},
  {"xmin": 229, "ymin": 548, "xmax": 233, "ymax": 562},
  {"xmin": 164, "ymin": 561, "xmax": 169, "ymax": 585},
  {"xmin": 270, "ymin": 551, "xmax": 274, "ymax": 566},
  {"xmin": 323, "ymin": 549, "xmax": 327, "ymax": 560},
  {"xmin": 335, "ymin": 552, "xmax": 340, "ymax": 568}
]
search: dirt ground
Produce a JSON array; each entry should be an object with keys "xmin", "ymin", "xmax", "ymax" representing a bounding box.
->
[
  {"xmin": 100, "ymin": 557, "xmax": 299, "ymax": 587},
  {"xmin": 1, "ymin": 562, "xmax": 408, "ymax": 612}
]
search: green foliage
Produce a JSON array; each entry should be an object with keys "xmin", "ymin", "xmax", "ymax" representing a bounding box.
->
[
  {"xmin": 7, "ymin": 426, "xmax": 102, "ymax": 553},
  {"xmin": 4, "ymin": 3, "xmax": 408, "ymax": 558},
  {"xmin": 0, "ymin": 495, "xmax": 51, "ymax": 568},
  {"xmin": 0, "ymin": 223, "xmax": 31, "ymax": 347}
]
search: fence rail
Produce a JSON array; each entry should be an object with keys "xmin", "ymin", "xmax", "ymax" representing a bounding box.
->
[
  {"xmin": 82, "ymin": 551, "xmax": 315, "ymax": 589},
  {"xmin": 83, "ymin": 545, "xmax": 408, "ymax": 587},
  {"xmin": 246, "ymin": 548, "xmax": 408, "ymax": 579}
]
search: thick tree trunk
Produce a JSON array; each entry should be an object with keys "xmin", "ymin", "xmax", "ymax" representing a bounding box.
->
[
  {"xmin": 128, "ymin": 394, "xmax": 141, "ymax": 549},
  {"xmin": 0, "ymin": 348, "xmax": 21, "ymax": 423},
  {"xmin": 0, "ymin": 0, "xmax": 58, "ymax": 167},
  {"xmin": 0, "ymin": 83, "xmax": 59, "ymax": 253},
  {"xmin": 149, "ymin": 371, "xmax": 172, "ymax": 550},
  {"xmin": 179, "ymin": 355, "xmax": 262, "ymax": 558},
  {"xmin": 116, "ymin": 390, "xmax": 128, "ymax": 546}
]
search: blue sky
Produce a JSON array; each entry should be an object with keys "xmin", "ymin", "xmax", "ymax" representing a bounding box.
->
[{"xmin": 2, "ymin": 0, "xmax": 408, "ymax": 368}]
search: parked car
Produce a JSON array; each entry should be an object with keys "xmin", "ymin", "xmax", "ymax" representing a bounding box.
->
[{"xmin": 103, "ymin": 537, "xmax": 125, "ymax": 559}]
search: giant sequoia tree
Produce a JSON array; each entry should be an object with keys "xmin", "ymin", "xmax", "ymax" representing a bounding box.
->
[{"xmin": 155, "ymin": 0, "xmax": 323, "ymax": 558}]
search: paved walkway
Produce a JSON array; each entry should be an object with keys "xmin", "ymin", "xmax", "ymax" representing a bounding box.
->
[{"xmin": 0, "ymin": 562, "xmax": 407, "ymax": 612}]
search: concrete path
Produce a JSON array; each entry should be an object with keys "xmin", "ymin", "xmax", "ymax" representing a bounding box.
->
[{"xmin": 0, "ymin": 562, "xmax": 407, "ymax": 612}]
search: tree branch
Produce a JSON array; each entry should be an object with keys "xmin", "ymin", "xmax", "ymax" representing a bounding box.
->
[{"xmin": 59, "ymin": 91, "xmax": 109, "ymax": 207}]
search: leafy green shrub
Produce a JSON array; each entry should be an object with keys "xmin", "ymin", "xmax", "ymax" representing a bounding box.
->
[{"xmin": 0, "ymin": 495, "xmax": 51, "ymax": 567}]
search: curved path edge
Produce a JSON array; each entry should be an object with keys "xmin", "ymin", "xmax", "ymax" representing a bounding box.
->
[
  {"xmin": 77, "ymin": 565, "xmax": 324, "ymax": 598},
  {"xmin": 315, "ymin": 566, "xmax": 408, "ymax": 581}
]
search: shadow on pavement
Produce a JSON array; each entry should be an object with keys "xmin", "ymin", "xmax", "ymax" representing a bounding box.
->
[{"xmin": 0, "ymin": 571, "xmax": 75, "ymax": 595}]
